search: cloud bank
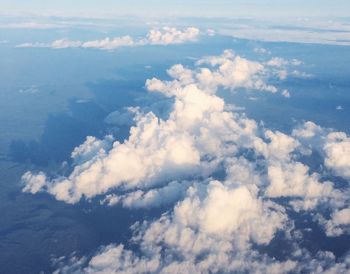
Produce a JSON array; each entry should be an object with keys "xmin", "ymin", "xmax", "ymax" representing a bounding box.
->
[
  {"xmin": 22, "ymin": 50, "xmax": 350, "ymax": 273},
  {"xmin": 16, "ymin": 27, "xmax": 200, "ymax": 50}
]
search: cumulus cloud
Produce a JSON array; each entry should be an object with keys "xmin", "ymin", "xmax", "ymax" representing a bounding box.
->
[
  {"xmin": 141, "ymin": 27, "xmax": 200, "ymax": 45},
  {"xmin": 324, "ymin": 208, "xmax": 350, "ymax": 236},
  {"xmin": 22, "ymin": 49, "xmax": 350, "ymax": 273},
  {"xmin": 56, "ymin": 181, "xmax": 294, "ymax": 274},
  {"xmin": 324, "ymin": 132, "xmax": 350, "ymax": 179},
  {"xmin": 145, "ymin": 49, "xmax": 298, "ymax": 96},
  {"xmin": 16, "ymin": 27, "xmax": 200, "ymax": 50},
  {"xmin": 293, "ymin": 121, "xmax": 350, "ymax": 180}
]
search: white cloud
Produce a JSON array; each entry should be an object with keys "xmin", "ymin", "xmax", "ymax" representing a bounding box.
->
[
  {"xmin": 206, "ymin": 28, "xmax": 216, "ymax": 36},
  {"xmin": 82, "ymin": 36, "xmax": 134, "ymax": 50},
  {"xmin": 253, "ymin": 47, "xmax": 270, "ymax": 55},
  {"xmin": 324, "ymin": 132, "xmax": 350, "ymax": 179},
  {"xmin": 16, "ymin": 27, "xmax": 200, "ymax": 50},
  {"xmin": 104, "ymin": 107, "xmax": 138, "ymax": 127},
  {"xmin": 22, "ymin": 49, "xmax": 350, "ymax": 273},
  {"xmin": 324, "ymin": 208, "xmax": 350, "ymax": 236},
  {"xmin": 282, "ymin": 89, "xmax": 291, "ymax": 98},
  {"xmin": 336, "ymin": 105, "xmax": 343, "ymax": 110},
  {"xmin": 142, "ymin": 27, "xmax": 200, "ymax": 45},
  {"xmin": 0, "ymin": 21, "xmax": 62, "ymax": 29},
  {"xmin": 102, "ymin": 180, "xmax": 190, "ymax": 209},
  {"xmin": 56, "ymin": 181, "xmax": 294, "ymax": 274},
  {"xmin": 146, "ymin": 50, "xmax": 291, "ymax": 96},
  {"xmin": 219, "ymin": 19, "xmax": 350, "ymax": 46},
  {"xmin": 293, "ymin": 121, "xmax": 350, "ymax": 180},
  {"xmin": 266, "ymin": 57, "xmax": 290, "ymax": 67}
]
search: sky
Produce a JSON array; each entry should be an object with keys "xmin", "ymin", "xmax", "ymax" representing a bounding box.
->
[{"xmin": 1, "ymin": 0, "xmax": 350, "ymax": 18}]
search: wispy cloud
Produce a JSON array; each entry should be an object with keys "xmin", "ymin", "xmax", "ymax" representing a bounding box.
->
[
  {"xmin": 0, "ymin": 21, "xmax": 63, "ymax": 29},
  {"xmin": 219, "ymin": 19, "xmax": 350, "ymax": 46}
]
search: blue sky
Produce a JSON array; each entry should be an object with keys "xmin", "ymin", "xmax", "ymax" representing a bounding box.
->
[{"xmin": 1, "ymin": 0, "xmax": 349, "ymax": 18}]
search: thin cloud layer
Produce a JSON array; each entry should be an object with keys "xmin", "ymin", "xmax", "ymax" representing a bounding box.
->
[
  {"xmin": 16, "ymin": 27, "xmax": 201, "ymax": 50},
  {"xmin": 22, "ymin": 50, "xmax": 350, "ymax": 273}
]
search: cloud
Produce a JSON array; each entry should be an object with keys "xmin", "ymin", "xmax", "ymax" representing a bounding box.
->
[
  {"xmin": 324, "ymin": 208, "xmax": 350, "ymax": 236},
  {"xmin": 0, "ymin": 21, "xmax": 62, "ymax": 29},
  {"xmin": 104, "ymin": 108, "xmax": 137, "ymax": 127},
  {"xmin": 22, "ymin": 49, "xmax": 350, "ymax": 273},
  {"xmin": 142, "ymin": 27, "xmax": 200, "ymax": 45},
  {"xmin": 253, "ymin": 47, "xmax": 270, "ymax": 55},
  {"xmin": 146, "ymin": 50, "xmax": 297, "ymax": 96},
  {"xmin": 218, "ymin": 19, "xmax": 350, "ymax": 46},
  {"xmin": 282, "ymin": 89, "xmax": 291, "ymax": 98},
  {"xmin": 22, "ymin": 171, "xmax": 47, "ymax": 194},
  {"xmin": 102, "ymin": 180, "xmax": 190, "ymax": 208},
  {"xmin": 16, "ymin": 27, "xmax": 201, "ymax": 50},
  {"xmin": 293, "ymin": 121, "xmax": 350, "ymax": 180},
  {"xmin": 336, "ymin": 105, "xmax": 343, "ymax": 111},
  {"xmin": 324, "ymin": 132, "xmax": 350, "ymax": 179}
]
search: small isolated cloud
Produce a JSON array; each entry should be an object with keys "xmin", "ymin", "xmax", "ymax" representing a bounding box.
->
[
  {"xmin": 282, "ymin": 89, "xmax": 291, "ymax": 98},
  {"xmin": 16, "ymin": 27, "xmax": 201, "ymax": 50},
  {"xmin": 206, "ymin": 28, "xmax": 216, "ymax": 36},
  {"xmin": 253, "ymin": 47, "xmax": 270, "ymax": 55},
  {"xmin": 336, "ymin": 105, "xmax": 343, "ymax": 110},
  {"xmin": 18, "ymin": 85, "xmax": 40, "ymax": 94}
]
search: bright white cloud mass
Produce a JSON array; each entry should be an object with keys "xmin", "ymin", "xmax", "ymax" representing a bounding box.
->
[
  {"xmin": 16, "ymin": 27, "xmax": 200, "ymax": 50},
  {"xmin": 23, "ymin": 50, "xmax": 350, "ymax": 273}
]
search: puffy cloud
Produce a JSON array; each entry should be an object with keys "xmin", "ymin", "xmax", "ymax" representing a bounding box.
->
[
  {"xmin": 264, "ymin": 57, "xmax": 304, "ymax": 81},
  {"xmin": 22, "ymin": 171, "xmax": 47, "ymax": 194},
  {"xmin": 104, "ymin": 108, "xmax": 137, "ymax": 127},
  {"xmin": 170, "ymin": 181, "xmax": 286, "ymax": 245},
  {"xmin": 142, "ymin": 27, "xmax": 200, "ymax": 45},
  {"xmin": 16, "ymin": 27, "xmax": 200, "ymax": 50},
  {"xmin": 22, "ymin": 49, "xmax": 350, "ymax": 273},
  {"xmin": 147, "ymin": 50, "xmax": 293, "ymax": 96},
  {"xmin": 293, "ymin": 121, "xmax": 350, "ymax": 180},
  {"xmin": 23, "ymin": 83, "xmax": 231, "ymax": 203},
  {"xmin": 324, "ymin": 208, "xmax": 350, "ymax": 236},
  {"xmin": 102, "ymin": 180, "xmax": 191, "ymax": 209},
  {"xmin": 23, "ymin": 50, "xmax": 348, "ymax": 214},
  {"xmin": 336, "ymin": 105, "xmax": 343, "ymax": 111},
  {"xmin": 71, "ymin": 135, "xmax": 114, "ymax": 165},
  {"xmin": 324, "ymin": 132, "xmax": 350, "ymax": 179},
  {"xmin": 56, "ymin": 181, "xmax": 293, "ymax": 274},
  {"xmin": 266, "ymin": 162, "xmax": 336, "ymax": 211}
]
